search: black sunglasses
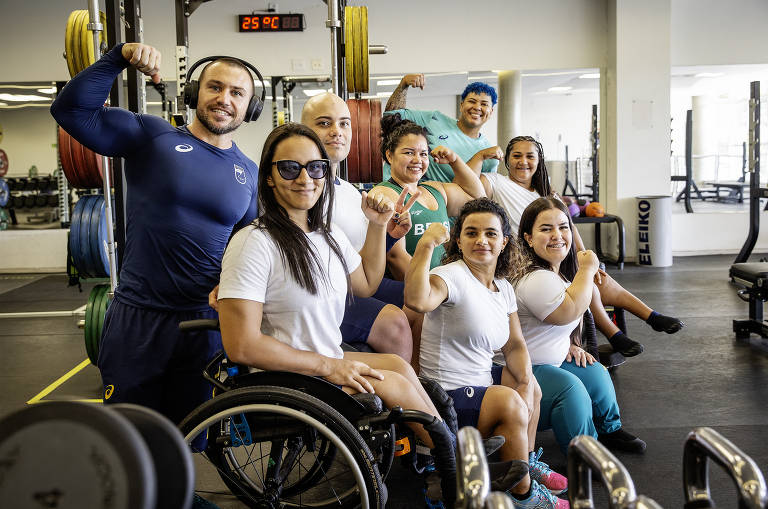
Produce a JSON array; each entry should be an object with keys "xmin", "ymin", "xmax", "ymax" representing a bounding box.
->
[{"xmin": 272, "ymin": 159, "xmax": 330, "ymax": 180}]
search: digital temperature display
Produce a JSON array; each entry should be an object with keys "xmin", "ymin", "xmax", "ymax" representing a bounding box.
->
[{"xmin": 238, "ymin": 14, "xmax": 304, "ymax": 32}]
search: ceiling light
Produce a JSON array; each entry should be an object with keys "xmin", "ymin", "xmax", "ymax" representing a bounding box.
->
[
  {"xmin": 547, "ymin": 86, "xmax": 572, "ymax": 92},
  {"xmin": 36, "ymin": 87, "xmax": 57, "ymax": 94},
  {"xmin": 0, "ymin": 93, "xmax": 52, "ymax": 102},
  {"xmin": 302, "ymin": 89, "xmax": 326, "ymax": 97},
  {"xmin": 376, "ymin": 79, "xmax": 401, "ymax": 86},
  {"xmin": 695, "ymin": 72, "xmax": 724, "ymax": 78},
  {"xmin": 579, "ymin": 73, "xmax": 600, "ymax": 79}
]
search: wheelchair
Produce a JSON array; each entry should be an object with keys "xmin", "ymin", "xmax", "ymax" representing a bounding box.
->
[{"xmin": 178, "ymin": 319, "xmax": 459, "ymax": 509}]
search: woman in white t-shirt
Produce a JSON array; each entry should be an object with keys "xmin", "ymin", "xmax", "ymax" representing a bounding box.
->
[
  {"xmin": 216, "ymin": 123, "xmax": 452, "ymax": 465},
  {"xmin": 405, "ymin": 198, "xmax": 568, "ymax": 508},
  {"xmin": 476, "ymin": 136, "xmax": 684, "ymax": 359},
  {"xmin": 512, "ymin": 196, "xmax": 645, "ymax": 455}
]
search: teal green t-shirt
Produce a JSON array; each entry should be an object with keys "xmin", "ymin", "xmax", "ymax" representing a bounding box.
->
[
  {"xmin": 382, "ymin": 109, "xmax": 498, "ymax": 182},
  {"xmin": 378, "ymin": 181, "xmax": 450, "ymax": 269}
]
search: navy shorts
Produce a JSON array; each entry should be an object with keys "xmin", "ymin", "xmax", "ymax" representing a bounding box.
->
[
  {"xmin": 446, "ymin": 365, "xmax": 503, "ymax": 429},
  {"xmin": 340, "ymin": 278, "xmax": 404, "ymax": 344},
  {"xmin": 97, "ymin": 298, "xmax": 222, "ymax": 424}
]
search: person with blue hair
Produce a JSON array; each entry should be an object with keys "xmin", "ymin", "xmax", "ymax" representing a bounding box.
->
[{"xmin": 384, "ymin": 76, "xmax": 504, "ymax": 183}]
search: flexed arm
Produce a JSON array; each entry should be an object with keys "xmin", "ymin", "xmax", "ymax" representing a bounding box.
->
[
  {"xmin": 403, "ymin": 223, "xmax": 450, "ymax": 313},
  {"xmin": 51, "ymin": 43, "xmax": 162, "ymax": 157},
  {"xmin": 385, "ymin": 73, "xmax": 424, "ymax": 111}
]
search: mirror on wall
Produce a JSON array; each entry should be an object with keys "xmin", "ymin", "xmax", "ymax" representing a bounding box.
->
[{"xmin": 670, "ymin": 64, "xmax": 768, "ymax": 213}]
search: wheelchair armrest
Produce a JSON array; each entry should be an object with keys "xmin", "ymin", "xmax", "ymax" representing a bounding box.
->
[{"xmin": 178, "ymin": 318, "xmax": 220, "ymax": 332}]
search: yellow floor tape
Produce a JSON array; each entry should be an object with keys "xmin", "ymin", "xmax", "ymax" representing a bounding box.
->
[{"xmin": 27, "ymin": 358, "xmax": 96, "ymax": 405}]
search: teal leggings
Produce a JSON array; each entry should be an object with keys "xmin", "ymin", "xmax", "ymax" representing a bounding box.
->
[{"xmin": 533, "ymin": 360, "xmax": 622, "ymax": 455}]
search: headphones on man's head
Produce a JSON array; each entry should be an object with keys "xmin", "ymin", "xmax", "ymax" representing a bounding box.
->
[{"xmin": 183, "ymin": 56, "xmax": 266, "ymax": 123}]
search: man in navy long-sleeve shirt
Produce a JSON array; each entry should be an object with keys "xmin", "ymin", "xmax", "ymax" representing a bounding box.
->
[{"xmin": 51, "ymin": 43, "xmax": 259, "ymax": 423}]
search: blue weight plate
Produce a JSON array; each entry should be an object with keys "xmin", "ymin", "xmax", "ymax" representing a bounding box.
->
[
  {"xmin": 69, "ymin": 196, "xmax": 88, "ymax": 274},
  {"xmin": 0, "ymin": 178, "xmax": 8, "ymax": 208},
  {"xmin": 97, "ymin": 198, "xmax": 110, "ymax": 277},
  {"xmin": 89, "ymin": 196, "xmax": 106, "ymax": 277},
  {"xmin": 0, "ymin": 401, "xmax": 156, "ymax": 509},
  {"xmin": 79, "ymin": 195, "xmax": 99, "ymax": 278}
]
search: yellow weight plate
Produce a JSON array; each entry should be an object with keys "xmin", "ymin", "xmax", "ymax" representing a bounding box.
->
[
  {"xmin": 65, "ymin": 10, "xmax": 79, "ymax": 78},
  {"xmin": 72, "ymin": 10, "xmax": 86, "ymax": 75},
  {"xmin": 352, "ymin": 7, "xmax": 363, "ymax": 93},
  {"xmin": 100, "ymin": 11, "xmax": 108, "ymax": 56},
  {"xmin": 81, "ymin": 10, "xmax": 95, "ymax": 69},
  {"xmin": 344, "ymin": 6, "xmax": 356, "ymax": 93},
  {"xmin": 358, "ymin": 6, "xmax": 369, "ymax": 93}
]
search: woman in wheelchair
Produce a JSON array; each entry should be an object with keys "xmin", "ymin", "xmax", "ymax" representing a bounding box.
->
[
  {"xmin": 404, "ymin": 198, "xmax": 569, "ymax": 509},
  {"xmin": 511, "ymin": 197, "xmax": 646, "ymax": 456},
  {"xmin": 214, "ymin": 122, "xmax": 459, "ymax": 501}
]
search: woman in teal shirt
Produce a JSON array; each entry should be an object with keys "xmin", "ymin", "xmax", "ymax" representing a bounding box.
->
[{"xmin": 369, "ymin": 114, "xmax": 485, "ymax": 280}]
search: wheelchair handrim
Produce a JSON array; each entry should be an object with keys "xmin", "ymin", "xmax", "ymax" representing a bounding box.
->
[{"xmin": 185, "ymin": 403, "xmax": 370, "ymax": 509}]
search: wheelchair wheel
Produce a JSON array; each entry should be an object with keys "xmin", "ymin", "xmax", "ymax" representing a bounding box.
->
[{"xmin": 180, "ymin": 386, "xmax": 386, "ymax": 509}]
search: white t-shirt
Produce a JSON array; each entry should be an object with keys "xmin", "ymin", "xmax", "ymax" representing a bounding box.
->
[
  {"xmin": 329, "ymin": 177, "xmax": 369, "ymax": 251},
  {"xmin": 483, "ymin": 172, "xmax": 540, "ymax": 234},
  {"xmin": 514, "ymin": 269, "xmax": 580, "ymax": 367},
  {"xmin": 420, "ymin": 260, "xmax": 517, "ymax": 390},
  {"xmin": 218, "ymin": 223, "xmax": 362, "ymax": 359}
]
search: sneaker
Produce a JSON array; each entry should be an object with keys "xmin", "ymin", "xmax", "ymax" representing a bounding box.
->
[
  {"xmin": 528, "ymin": 448, "xmax": 568, "ymax": 495},
  {"xmin": 509, "ymin": 479, "xmax": 569, "ymax": 508},
  {"xmin": 598, "ymin": 428, "xmax": 647, "ymax": 453}
]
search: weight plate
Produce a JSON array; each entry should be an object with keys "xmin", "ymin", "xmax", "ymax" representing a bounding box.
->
[
  {"xmin": 0, "ymin": 179, "xmax": 8, "ymax": 208},
  {"xmin": 89, "ymin": 285, "xmax": 106, "ymax": 364},
  {"xmin": 86, "ymin": 147, "xmax": 104, "ymax": 188},
  {"xmin": 34, "ymin": 194, "xmax": 48, "ymax": 208},
  {"xmin": 370, "ymin": 99, "xmax": 383, "ymax": 182},
  {"xmin": 69, "ymin": 196, "xmax": 88, "ymax": 276},
  {"xmin": 65, "ymin": 10, "xmax": 79, "ymax": 78},
  {"xmin": 11, "ymin": 195, "xmax": 24, "ymax": 209},
  {"xmin": 0, "ymin": 148, "xmax": 8, "ymax": 177},
  {"xmin": 58, "ymin": 128, "xmax": 79, "ymax": 188},
  {"xmin": 344, "ymin": 6, "xmax": 356, "ymax": 93},
  {"xmin": 80, "ymin": 195, "xmax": 99, "ymax": 277},
  {"xmin": 90, "ymin": 196, "xmax": 106, "ymax": 277},
  {"xmin": 97, "ymin": 198, "xmax": 112, "ymax": 277},
  {"xmin": 80, "ymin": 10, "xmax": 95, "ymax": 71},
  {"xmin": 48, "ymin": 194, "xmax": 59, "ymax": 207},
  {"xmin": 23, "ymin": 195, "xmax": 35, "ymax": 208},
  {"xmin": 352, "ymin": 7, "xmax": 363, "ymax": 94},
  {"xmin": 93, "ymin": 285, "xmax": 108, "ymax": 364},
  {"xmin": 71, "ymin": 10, "xmax": 85, "ymax": 76},
  {"xmin": 357, "ymin": 99, "xmax": 371, "ymax": 183},
  {"xmin": 84, "ymin": 283, "xmax": 98, "ymax": 364},
  {"xmin": 0, "ymin": 209, "xmax": 8, "ymax": 231},
  {"xmin": 0, "ymin": 402, "xmax": 157, "ymax": 509},
  {"xmin": 95, "ymin": 285, "xmax": 110, "ymax": 363},
  {"xmin": 358, "ymin": 6, "xmax": 369, "ymax": 93},
  {"xmin": 346, "ymin": 99, "xmax": 360, "ymax": 183},
  {"xmin": 111, "ymin": 405, "xmax": 194, "ymax": 509},
  {"xmin": 70, "ymin": 134, "xmax": 88, "ymax": 189}
]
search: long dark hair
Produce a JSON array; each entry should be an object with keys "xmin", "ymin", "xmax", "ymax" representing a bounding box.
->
[
  {"xmin": 380, "ymin": 113, "xmax": 430, "ymax": 165},
  {"xmin": 442, "ymin": 198, "xmax": 515, "ymax": 279},
  {"xmin": 510, "ymin": 197, "xmax": 578, "ymax": 284},
  {"xmin": 257, "ymin": 123, "xmax": 348, "ymax": 294},
  {"xmin": 505, "ymin": 136, "xmax": 551, "ymax": 197}
]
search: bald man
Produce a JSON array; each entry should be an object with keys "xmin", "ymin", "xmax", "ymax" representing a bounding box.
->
[{"xmin": 301, "ymin": 93, "xmax": 415, "ymax": 359}]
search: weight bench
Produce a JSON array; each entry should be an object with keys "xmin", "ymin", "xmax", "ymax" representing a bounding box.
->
[{"xmin": 730, "ymin": 262, "xmax": 768, "ymax": 347}]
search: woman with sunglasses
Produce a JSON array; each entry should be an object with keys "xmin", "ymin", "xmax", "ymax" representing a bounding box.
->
[
  {"xmin": 368, "ymin": 114, "xmax": 486, "ymax": 280},
  {"xmin": 476, "ymin": 136, "xmax": 684, "ymax": 359},
  {"xmin": 215, "ymin": 123, "xmax": 458, "ymax": 489},
  {"xmin": 512, "ymin": 196, "xmax": 645, "ymax": 455},
  {"xmin": 405, "ymin": 198, "xmax": 569, "ymax": 509}
]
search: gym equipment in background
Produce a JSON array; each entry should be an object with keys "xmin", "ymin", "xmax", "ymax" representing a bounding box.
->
[
  {"xmin": 64, "ymin": 9, "xmax": 108, "ymax": 78},
  {"xmin": 0, "ymin": 148, "xmax": 8, "ymax": 177},
  {"xmin": 346, "ymin": 98, "xmax": 383, "ymax": 184}
]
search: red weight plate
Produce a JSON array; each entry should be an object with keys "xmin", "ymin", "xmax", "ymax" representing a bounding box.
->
[
  {"xmin": 345, "ymin": 99, "xmax": 360, "ymax": 183},
  {"xmin": 357, "ymin": 100, "xmax": 371, "ymax": 184},
  {"xmin": 84, "ymin": 145, "xmax": 103, "ymax": 188},
  {"xmin": 369, "ymin": 99, "xmax": 383, "ymax": 183},
  {"xmin": 58, "ymin": 128, "xmax": 81, "ymax": 188},
  {"xmin": 0, "ymin": 149, "xmax": 7, "ymax": 177}
]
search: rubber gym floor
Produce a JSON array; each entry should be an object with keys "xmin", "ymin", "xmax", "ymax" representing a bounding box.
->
[{"xmin": 2, "ymin": 253, "xmax": 767, "ymax": 508}]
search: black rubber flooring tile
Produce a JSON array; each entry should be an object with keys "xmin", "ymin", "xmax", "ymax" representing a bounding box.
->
[
  {"xmin": 0, "ymin": 274, "xmax": 99, "ymax": 312},
  {"xmin": 0, "ymin": 316, "xmax": 82, "ymax": 336}
]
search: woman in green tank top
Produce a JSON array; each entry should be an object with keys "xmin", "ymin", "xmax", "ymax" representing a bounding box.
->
[{"xmin": 369, "ymin": 114, "xmax": 486, "ymax": 279}]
